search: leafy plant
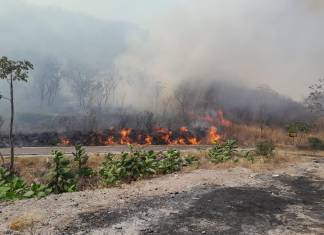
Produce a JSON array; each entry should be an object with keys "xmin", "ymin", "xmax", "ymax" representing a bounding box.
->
[
  {"xmin": 184, "ymin": 155, "xmax": 199, "ymax": 166},
  {"xmin": 308, "ymin": 137, "xmax": 324, "ymax": 150},
  {"xmin": 72, "ymin": 144, "xmax": 93, "ymax": 177},
  {"xmin": 100, "ymin": 149, "xmax": 158, "ymax": 185},
  {"xmin": 208, "ymin": 140, "xmax": 238, "ymax": 163},
  {"xmin": 286, "ymin": 121, "xmax": 311, "ymax": 135},
  {"xmin": 158, "ymin": 150, "xmax": 183, "ymax": 174},
  {"xmin": 47, "ymin": 150, "xmax": 76, "ymax": 194},
  {"xmin": 243, "ymin": 151, "xmax": 255, "ymax": 163},
  {"xmin": 0, "ymin": 167, "xmax": 50, "ymax": 200},
  {"xmin": 255, "ymin": 140, "xmax": 275, "ymax": 157}
]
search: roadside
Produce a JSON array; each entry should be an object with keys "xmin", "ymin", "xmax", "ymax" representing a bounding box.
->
[{"xmin": 1, "ymin": 155, "xmax": 323, "ymax": 234}]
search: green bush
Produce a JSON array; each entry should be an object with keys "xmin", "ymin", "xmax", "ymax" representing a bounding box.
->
[
  {"xmin": 100, "ymin": 149, "xmax": 158, "ymax": 185},
  {"xmin": 184, "ymin": 155, "xmax": 199, "ymax": 166},
  {"xmin": 308, "ymin": 137, "xmax": 324, "ymax": 150},
  {"xmin": 158, "ymin": 150, "xmax": 183, "ymax": 174},
  {"xmin": 73, "ymin": 144, "xmax": 93, "ymax": 177},
  {"xmin": 208, "ymin": 140, "xmax": 238, "ymax": 163},
  {"xmin": 255, "ymin": 140, "xmax": 275, "ymax": 157},
  {"xmin": 0, "ymin": 167, "xmax": 50, "ymax": 200},
  {"xmin": 242, "ymin": 151, "xmax": 255, "ymax": 163},
  {"xmin": 47, "ymin": 150, "xmax": 76, "ymax": 194},
  {"xmin": 99, "ymin": 148, "xmax": 187, "ymax": 185}
]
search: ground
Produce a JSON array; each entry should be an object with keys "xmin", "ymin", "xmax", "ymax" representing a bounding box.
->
[{"xmin": 0, "ymin": 148, "xmax": 324, "ymax": 234}]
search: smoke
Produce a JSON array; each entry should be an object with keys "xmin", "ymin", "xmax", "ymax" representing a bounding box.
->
[
  {"xmin": 0, "ymin": 0, "xmax": 323, "ymax": 132},
  {"xmin": 115, "ymin": 0, "xmax": 324, "ymax": 102}
]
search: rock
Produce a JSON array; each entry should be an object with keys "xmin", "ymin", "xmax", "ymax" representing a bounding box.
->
[
  {"xmin": 202, "ymin": 231, "xmax": 206, "ymax": 234},
  {"xmin": 272, "ymin": 174, "xmax": 280, "ymax": 177}
]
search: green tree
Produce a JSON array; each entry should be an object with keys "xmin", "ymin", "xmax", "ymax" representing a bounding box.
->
[{"xmin": 0, "ymin": 56, "xmax": 33, "ymax": 173}]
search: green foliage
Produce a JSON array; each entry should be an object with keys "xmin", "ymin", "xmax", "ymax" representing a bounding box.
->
[
  {"xmin": 47, "ymin": 150, "xmax": 76, "ymax": 194},
  {"xmin": 72, "ymin": 144, "xmax": 93, "ymax": 177},
  {"xmin": 243, "ymin": 151, "xmax": 255, "ymax": 163},
  {"xmin": 308, "ymin": 137, "xmax": 324, "ymax": 150},
  {"xmin": 158, "ymin": 150, "xmax": 183, "ymax": 174},
  {"xmin": 255, "ymin": 140, "xmax": 275, "ymax": 157},
  {"xmin": 0, "ymin": 167, "xmax": 50, "ymax": 200},
  {"xmin": 286, "ymin": 121, "xmax": 311, "ymax": 135},
  {"xmin": 208, "ymin": 140, "xmax": 238, "ymax": 163},
  {"xmin": 100, "ymin": 148, "xmax": 187, "ymax": 185},
  {"xmin": 184, "ymin": 155, "xmax": 199, "ymax": 166}
]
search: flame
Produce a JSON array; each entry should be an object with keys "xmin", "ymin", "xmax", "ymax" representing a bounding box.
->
[
  {"xmin": 217, "ymin": 110, "xmax": 232, "ymax": 127},
  {"xmin": 180, "ymin": 126, "xmax": 189, "ymax": 132},
  {"xmin": 104, "ymin": 136, "xmax": 116, "ymax": 145},
  {"xmin": 120, "ymin": 128, "xmax": 132, "ymax": 144},
  {"xmin": 208, "ymin": 126, "xmax": 221, "ymax": 143},
  {"xmin": 60, "ymin": 137, "xmax": 70, "ymax": 146},
  {"xmin": 145, "ymin": 135, "xmax": 153, "ymax": 145},
  {"xmin": 188, "ymin": 137, "xmax": 199, "ymax": 145},
  {"xmin": 154, "ymin": 127, "xmax": 172, "ymax": 144}
]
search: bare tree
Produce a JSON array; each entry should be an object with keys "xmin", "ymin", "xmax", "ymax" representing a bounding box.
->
[{"xmin": 36, "ymin": 59, "xmax": 62, "ymax": 106}]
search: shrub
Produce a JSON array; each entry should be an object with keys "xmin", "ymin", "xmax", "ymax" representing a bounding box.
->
[
  {"xmin": 100, "ymin": 149, "xmax": 158, "ymax": 185},
  {"xmin": 308, "ymin": 137, "xmax": 324, "ymax": 150},
  {"xmin": 158, "ymin": 150, "xmax": 183, "ymax": 174},
  {"xmin": 242, "ymin": 151, "xmax": 255, "ymax": 163},
  {"xmin": 100, "ymin": 148, "xmax": 186, "ymax": 185},
  {"xmin": 255, "ymin": 140, "xmax": 275, "ymax": 157},
  {"xmin": 208, "ymin": 140, "xmax": 238, "ymax": 163},
  {"xmin": 184, "ymin": 155, "xmax": 199, "ymax": 166},
  {"xmin": 72, "ymin": 144, "xmax": 93, "ymax": 177},
  {"xmin": 47, "ymin": 150, "xmax": 76, "ymax": 194},
  {"xmin": 0, "ymin": 167, "xmax": 50, "ymax": 200}
]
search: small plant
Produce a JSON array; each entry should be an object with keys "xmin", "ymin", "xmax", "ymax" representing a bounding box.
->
[
  {"xmin": 47, "ymin": 150, "xmax": 76, "ymax": 194},
  {"xmin": 184, "ymin": 155, "xmax": 199, "ymax": 166},
  {"xmin": 308, "ymin": 137, "xmax": 324, "ymax": 150},
  {"xmin": 243, "ymin": 151, "xmax": 255, "ymax": 163},
  {"xmin": 208, "ymin": 140, "xmax": 238, "ymax": 163},
  {"xmin": 158, "ymin": 150, "xmax": 183, "ymax": 174},
  {"xmin": 255, "ymin": 140, "xmax": 275, "ymax": 157},
  {"xmin": 72, "ymin": 144, "xmax": 93, "ymax": 177},
  {"xmin": 0, "ymin": 167, "xmax": 50, "ymax": 200}
]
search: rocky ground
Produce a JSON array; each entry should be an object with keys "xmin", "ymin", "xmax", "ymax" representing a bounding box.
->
[{"xmin": 0, "ymin": 154, "xmax": 323, "ymax": 235}]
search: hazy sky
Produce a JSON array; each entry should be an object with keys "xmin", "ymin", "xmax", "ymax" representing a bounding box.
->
[
  {"xmin": 2, "ymin": 0, "xmax": 324, "ymax": 101},
  {"xmin": 22, "ymin": 0, "xmax": 184, "ymax": 27}
]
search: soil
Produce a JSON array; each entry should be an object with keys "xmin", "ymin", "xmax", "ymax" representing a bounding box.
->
[{"xmin": 0, "ymin": 154, "xmax": 323, "ymax": 235}]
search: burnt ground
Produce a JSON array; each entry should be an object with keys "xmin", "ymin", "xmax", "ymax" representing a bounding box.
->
[{"xmin": 61, "ymin": 167, "xmax": 324, "ymax": 234}]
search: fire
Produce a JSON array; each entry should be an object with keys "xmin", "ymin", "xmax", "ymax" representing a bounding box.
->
[
  {"xmin": 120, "ymin": 128, "xmax": 132, "ymax": 144},
  {"xmin": 154, "ymin": 127, "xmax": 172, "ymax": 144},
  {"xmin": 188, "ymin": 137, "xmax": 199, "ymax": 145},
  {"xmin": 208, "ymin": 126, "xmax": 221, "ymax": 143},
  {"xmin": 60, "ymin": 137, "xmax": 70, "ymax": 146},
  {"xmin": 145, "ymin": 135, "xmax": 153, "ymax": 145},
  {"xmin": 104, "ymin": 136, "xmax": 116, "ymax": 145},
  {"xmin": 180, "ymin": 126, "xmax": 189, "ymax": 132}
]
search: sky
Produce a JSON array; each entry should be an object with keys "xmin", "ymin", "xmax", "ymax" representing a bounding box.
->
[
  {"xmin": 22, "ymin": 0, "xmax": 184, "ymax": 27},
  {"xmin": 2, "ymin": 0, "xmax": 324, "ymax": 102}
]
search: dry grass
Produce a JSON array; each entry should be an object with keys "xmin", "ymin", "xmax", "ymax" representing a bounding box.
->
[
  {"xmin": 9, "ymin": 211, "xmax": 44, "ymax": 232},
  {"xmin": 224, "ymin": 124, "xmax": 307, "ymax": 146}
]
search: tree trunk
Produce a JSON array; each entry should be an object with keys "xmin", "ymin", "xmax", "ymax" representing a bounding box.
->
[{"xmin": 9, "ymin": 74, "xmax": 15, "ymax": 173}]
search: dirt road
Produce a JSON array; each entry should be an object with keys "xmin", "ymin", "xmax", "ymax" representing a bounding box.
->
[{"xmin": 1, "ymin": 156, "xmax": 323, "ymax": 234}]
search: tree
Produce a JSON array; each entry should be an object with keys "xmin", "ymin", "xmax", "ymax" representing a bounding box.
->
[
  {"xmin": 0, "ymin": 56, "xmax": 33, "ymax": 172},
  {"xmin": 305, "ymin": 78, "xmax": 324, "ymax": 113}
]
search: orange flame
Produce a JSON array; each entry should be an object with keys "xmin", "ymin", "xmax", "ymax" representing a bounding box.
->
[
  {"xmin": 145, "ymin": 135, "xmax": 153, "ymax": 145},
  {"xmin": 61, "ymin": 137, "xmax": 70, "ymax": 146},
  {"xmin": 188, "ymin": 137, "xmax": 200, "ymax": 145},
  {"xmin": 104, "ymin": 136, "xmax": 116, "ymax": 145},
  {"xmin": 180, "ymin": 126, "xmax": 189, "ymax": 132},
  {"xmin": 208, "ymin": 126, "xmax": 221, "ymax": 143},
  {"xmin": 120, "ymin": 128, "xmax": 132, "ymax": 144}
]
